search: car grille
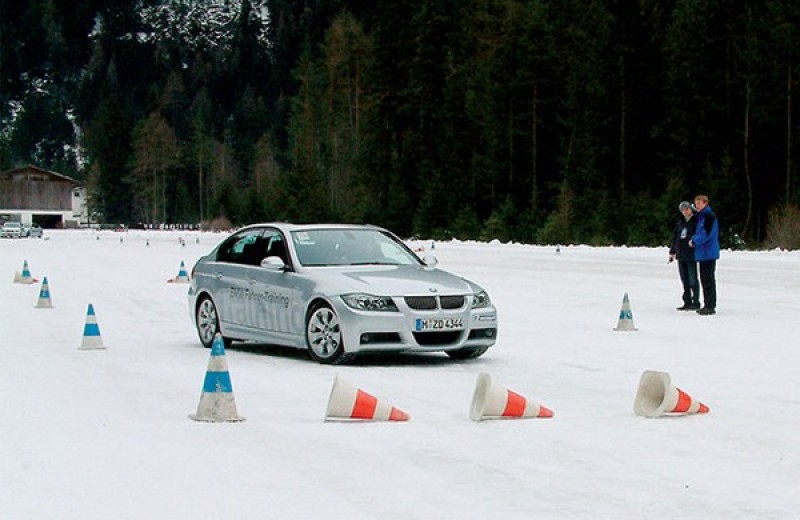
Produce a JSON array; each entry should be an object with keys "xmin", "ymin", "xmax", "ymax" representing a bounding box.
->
[
  {"xmin": 413, "ymin": 331, "xmax": 462, "ymax": 346},
  {"xmin": 404, "ymin": 295, "xmax": 466, "ymax": 310},
  {"xmin": 439, "ymin": 295, "xmax": 465, "ymax": 309},
  {"xmin": 404, "ymin": 296, "xmax": 437, "ymax": 310}
]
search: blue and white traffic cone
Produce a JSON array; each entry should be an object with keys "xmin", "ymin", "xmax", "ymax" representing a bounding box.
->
[
  {"xmin": 167, "ymin": 261, "xmax": 190, "ymax": 283},
  {"xmin": 79, "ymin": 303, "xmax": 106, "ymax": 350},
  {"xmin": 614, "ymin": 292, "xmax": 637, "ymax": 331},
  {"xmin": 190, "ymin": 334, "xmax": 244, "ymax": 422},
  {"xmin": 35, "ymin": 276, "xmax": 53, "ymax": 308},
  {"xmin": 15, "ymin": 259, "xmax": 38, "ymax": 284}
]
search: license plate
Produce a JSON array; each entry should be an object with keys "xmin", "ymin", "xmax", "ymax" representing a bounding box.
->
[{"xmin": 415, "ymin": 318, "xmax": 464, "ymax": 331}]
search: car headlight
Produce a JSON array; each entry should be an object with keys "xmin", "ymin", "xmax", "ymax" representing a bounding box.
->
[
  {"xmin": 341, "ymin": 294, "xmax": 399, "ymax": 312},
  {"xmin": 471, "ymin": 291, "xmax": 491, "ymax": 308}
]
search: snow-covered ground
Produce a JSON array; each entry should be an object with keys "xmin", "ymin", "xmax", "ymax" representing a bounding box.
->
[{"xmin": 2, "ymin": 230, "xmax": 799, "ymax": 519}]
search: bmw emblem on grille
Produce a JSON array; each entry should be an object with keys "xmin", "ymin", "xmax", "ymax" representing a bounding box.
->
[{"xmin": 429, "ymin": 287, "xmax": 438, "ymax": 293}]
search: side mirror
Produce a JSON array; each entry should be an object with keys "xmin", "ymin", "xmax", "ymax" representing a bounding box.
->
[
  {"xmin": 261, "ymin": 256, "xmax": 287, "ymax": 271},
  {"xmin": 422, "ymin": 255, "xmax": 438, "ymax": 268}
]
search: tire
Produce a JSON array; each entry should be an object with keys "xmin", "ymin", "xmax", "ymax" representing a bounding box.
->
[
  {"xmin": 305, "ymin": 302, "xmax": 356, "ymax": 364},
  {"xmin": 196, "ymin": 296, "xmax": 232, "ymax": 349},
  {"xmin": 446, "ymin": 346, "xmax": 489, "ymax": 360}
]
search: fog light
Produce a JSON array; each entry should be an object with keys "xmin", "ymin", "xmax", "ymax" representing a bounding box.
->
[
  {"xmin": 469, "ymin": 328, "xmax": 496, "ymax": 339},
  {"xmin": 360, "ymin": 332, "xmax": 402, "ymax": 344}
]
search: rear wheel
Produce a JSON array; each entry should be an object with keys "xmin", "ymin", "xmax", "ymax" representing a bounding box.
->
[
  {"xmin": 196, "ymin": 296, "xmax": 232, "ymax": 349},
  {"xmin": 446, "ymin": 346, "xmax": 489, "ymax": 360},
  {"xmin": 306, "ymin": 302, "xmax": 356, "ymax": 364}
]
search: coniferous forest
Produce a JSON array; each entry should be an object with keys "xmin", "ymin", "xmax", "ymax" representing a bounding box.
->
[{"xmin": 2, "ymin": 1, "xmax": 799, "ymax": 247}]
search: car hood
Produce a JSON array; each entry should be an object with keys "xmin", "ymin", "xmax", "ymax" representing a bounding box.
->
[{"xmin": 307, "ymin": 265, "xmax": 481, "ymax": 296}]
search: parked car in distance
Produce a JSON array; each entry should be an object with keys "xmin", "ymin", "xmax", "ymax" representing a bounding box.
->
[
  {"xmin": 188, "ymin": 223, "xmax": 498, "ymax": 364},
  {"xmin": 1, "ymin": 221, "xmax": 27, "ymax": 238},
  {"xmin": 28, "ymin": 224, "xmax": 44, "ymax": 238}
]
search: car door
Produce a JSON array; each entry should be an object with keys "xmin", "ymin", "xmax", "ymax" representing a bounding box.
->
[
  {"xmin": 250, "ymin": 229, "xmax": 298, "ymax": 335},
  {"xmin": 213, "ymin": 228, "xmax": 265, "ymax": 331}
]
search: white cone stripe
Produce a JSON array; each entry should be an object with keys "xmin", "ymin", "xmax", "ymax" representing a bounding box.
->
[
  {"xmin": 326, "ymin": 377, "xmax": 359, "ymax": 419},
  {"xmin": 206, "ymin": 356, "xmax": 229, "ymax": 372},
  {"xmin": 661, "ymin": 387, "xmax": 680, "ymax": 412},
  {"xmin": 80, "ymin": 336, "xmax": 105, "ymax": 349},
  {"xmin": 371, "ymin": 401, "xmax": 395, "ymax": 421},
  {"xmin": 192, "ymin": 393, "xmax": 242, "ymax": 422},
  {"xmin": 523, "ymin": 402, "xmax": 545, "ymax": 418},
  {"xmin": 327, "ymin": 392, "xmax": 357, "ymax": 419},
  {"xmin": 483, "ymin": 388, "xmax": 510, "ymax": 416}
]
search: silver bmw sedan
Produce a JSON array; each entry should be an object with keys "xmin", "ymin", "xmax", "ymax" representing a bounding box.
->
[{"xmin": 188, "ymin": 223, "xmax": 498, "ymax": 364}]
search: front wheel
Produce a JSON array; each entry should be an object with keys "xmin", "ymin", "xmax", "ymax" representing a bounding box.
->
[
  {"xmin": 196, "ymin": 296, "xmax": 232, "ymax": 349},
  {"xmin": 306, "ymin": 302, "xmax": 356, "ymax": 364},
  {"xmin": 446, "ymin": 346, "xmax": 489, "ymax": 360}
]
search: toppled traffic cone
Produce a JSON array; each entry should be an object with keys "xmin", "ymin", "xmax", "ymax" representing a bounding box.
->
[
  {"xmin": 470, "ymin": 373, "xmax": 553, "ymax": 421},
  {"xmin": 633, "ymin": 370, "xmax": 710, "ymax": 417},
  {"xmin": 614, "ymin": 292, "xmax": 637, "ymax": 331},
  {"xmin": 190, "ymin": 334, "xmax": 244, "ymax": 422},
  {"xmin": 325, "ymin": 375, "xmax": 409, "ymax": 422},
  {"xmin": 79, "ymin": 303, "xmax": 106, "ymax": 350}
]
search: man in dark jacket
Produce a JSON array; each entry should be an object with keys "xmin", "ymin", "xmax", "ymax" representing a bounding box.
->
[
  {"xmin": 669, "ymin": 201, "xmax": 700, "ymax": 310},
  {"xmin": 690, "ymin": 194, "xmax": 720, "ymax": 315}
]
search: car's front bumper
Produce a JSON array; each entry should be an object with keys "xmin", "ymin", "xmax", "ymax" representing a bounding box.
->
[{"xmin": 330, "ymin": 296, "xmax": 498, "ymax": 354}]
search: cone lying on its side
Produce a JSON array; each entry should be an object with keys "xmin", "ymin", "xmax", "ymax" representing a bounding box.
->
[
  {"xmin": 325, "ymin": 375, "xmax": 409, "ymax": 422},
  {"xmin": 634, "ymin": 370, "xmax": 710, "ymax": 417},
  {"xmin": 79, "ymin": 303, "xmax": 106, "ymax": 350},
  {"xmin": 614, "ymin": 292, "xmax": 637, "ymax": 331},
  {"xmin": 470, "ymin": 373, "xmax": 553, "ymax": 421},
  {"xmin": 190, "ymin": 334, "xmax": 244, "ymax": 422},
  {"xmin": 167, "ymin": 260, "xmax": 191, "ymax": 283},
  {"xmin": 35, "ymin": 276, "xmax": 53, "ymax": 308}
]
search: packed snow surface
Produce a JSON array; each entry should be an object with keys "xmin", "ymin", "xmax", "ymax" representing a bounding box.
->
[{"xmin": 2, "ymin": 230, "xmax": 799, "ymax": 519}]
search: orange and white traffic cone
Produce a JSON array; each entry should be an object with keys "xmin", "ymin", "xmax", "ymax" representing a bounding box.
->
[
  {"xmin": 633, "ymin": 370, "xmax": 710, "ymax": 417},
  {"xmin": 325, "ymin": 375, "xmax": 409, "ymax": 422},
  {"xmin": 470, "ymin": 373, "xmax": 553, "ymax": 421}
]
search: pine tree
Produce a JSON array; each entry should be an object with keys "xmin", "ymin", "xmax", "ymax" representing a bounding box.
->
[{"xmin": 131, "ymin": 112, "xmax": 179, "ymax": 223}]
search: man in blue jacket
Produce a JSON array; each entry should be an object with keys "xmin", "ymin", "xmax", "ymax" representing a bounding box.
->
[{"xmin": 689, "ymin": 194, "xmax": 720, "ymax": 315}]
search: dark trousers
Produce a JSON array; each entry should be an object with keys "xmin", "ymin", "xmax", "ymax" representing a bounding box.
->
[
  {"xmin": 678, "ymin": 259, "xmax": 700, "ymax": 306},
  {"xmin": 698, "ymin": 260, "xmax": 717, "ymax": 310}
]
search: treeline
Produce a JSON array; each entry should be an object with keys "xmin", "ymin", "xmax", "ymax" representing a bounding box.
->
[{"xmin": 2, "ymin": 1, "xmax": 799, "ymax": 246}]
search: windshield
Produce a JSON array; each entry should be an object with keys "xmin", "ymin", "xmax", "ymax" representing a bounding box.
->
[{"xmin": 291, "ymin": 228, "xmax": 422, "ymax": 267}]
